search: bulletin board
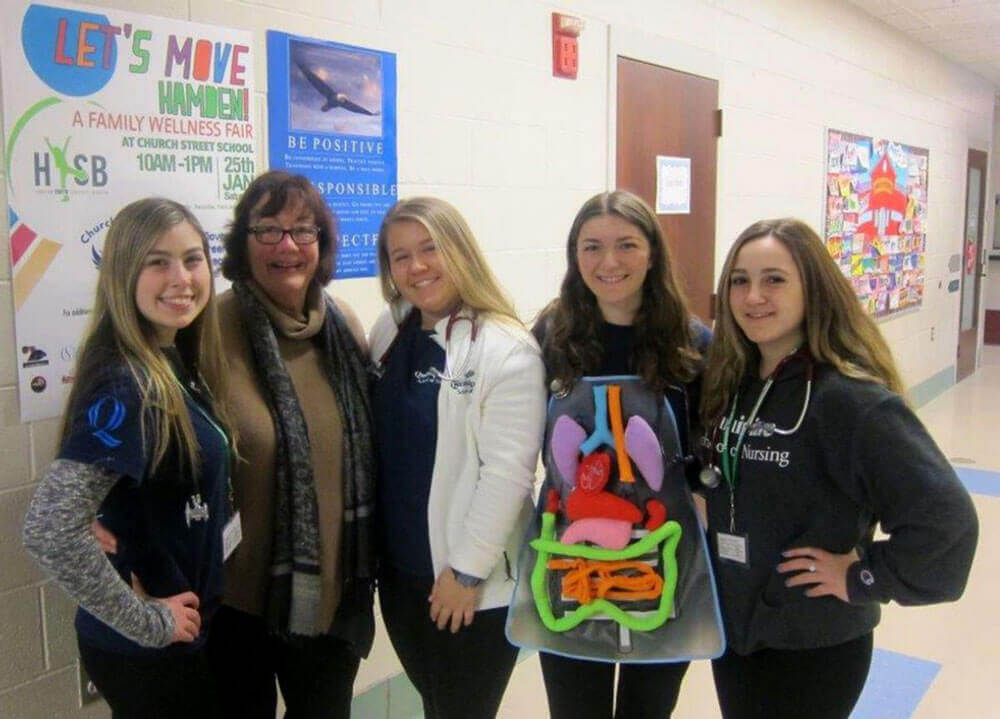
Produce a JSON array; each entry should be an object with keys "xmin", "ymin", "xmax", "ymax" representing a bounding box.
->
[{"xmin": 824, "ymin": 129, "xmax": 929, "ymax": 318}]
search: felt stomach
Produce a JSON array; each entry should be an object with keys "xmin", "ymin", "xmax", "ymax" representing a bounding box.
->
[{"xmin": 559, "ymin": 518, "xmax": 632, "ymax": 550}]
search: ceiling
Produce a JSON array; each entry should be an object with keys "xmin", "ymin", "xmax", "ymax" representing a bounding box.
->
[{"xmin": 845, "ymin": 0, "xmax": 1000, "ymax": 90}]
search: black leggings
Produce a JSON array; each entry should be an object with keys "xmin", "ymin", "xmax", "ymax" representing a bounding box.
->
[
  {"xmin": 539, "ymin": 652, "xmax": 689, "ymax": 719},
  {"xmin": 378, "ymin": 565, "xmax": 519, "ymax": 719},
  {"xmin": 78, "ymin": 639, "xmax": 221, "ymax": 719},
  {"xmin": 711, "ymin": 632, "xmax": 874, "ymax": 719},
  {"xmin": 205, "ymin": 605, "xmax": 360, "ymax": 719}
]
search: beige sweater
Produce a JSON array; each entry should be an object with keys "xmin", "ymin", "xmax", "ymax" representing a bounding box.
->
[{"xmin": 218, "ymin": 284, "xmax": 357, "ymax": 634}]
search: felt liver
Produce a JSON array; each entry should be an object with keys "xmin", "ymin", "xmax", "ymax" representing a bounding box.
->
[{"xmin": 566, "ymin": 490, "xmax": 643, "ymax": 524}]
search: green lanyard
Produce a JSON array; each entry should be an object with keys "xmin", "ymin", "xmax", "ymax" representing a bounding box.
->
[
  {"xmin": 719, "ymin": 377, "xmax": 775, "ymax": 532},
  {"xmin": 180, "ymin": 383, "xmax": 235, "ymax": 516}
]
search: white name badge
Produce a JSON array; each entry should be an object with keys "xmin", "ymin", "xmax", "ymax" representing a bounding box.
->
[
  {"xmin": 222, "ymin": 511, "xmax": 242, "ymax": 561},
  {"xmin": 716, "ymin": 531, "xmax": 749, "ymax": 566}
]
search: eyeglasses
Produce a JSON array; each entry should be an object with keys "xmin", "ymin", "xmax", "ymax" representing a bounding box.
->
[{"xmin": 248, "ymin": 225, "xmax": 320, "ymax": 245}]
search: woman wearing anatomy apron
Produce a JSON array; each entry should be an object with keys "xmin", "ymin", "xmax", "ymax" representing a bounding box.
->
[{"xmin": 532, "ymin": 190, "xmax": 711, "ymax": 719}]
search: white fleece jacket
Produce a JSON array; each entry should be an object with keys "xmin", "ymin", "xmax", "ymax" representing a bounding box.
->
[{"xmin": 370, "ymin": 306, "xmax": 546, "ymax": 610}]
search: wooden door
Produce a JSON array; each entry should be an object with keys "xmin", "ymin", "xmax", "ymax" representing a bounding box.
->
[
  {"xmin": 957, "ymin": 149, "xmax": 987, "ymax": 381},
  {"xmin": 616, "ymin": 57, "xmax": 718, "ymax": 323}
]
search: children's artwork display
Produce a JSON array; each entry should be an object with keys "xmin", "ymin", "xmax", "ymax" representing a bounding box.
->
[
  {"xmin": 506, "ymin": 376, "xmax": 724, "ymax": 663},
  {"xmin": 824, "ymin": 129, "xmax": 929, "ymax": 318}
]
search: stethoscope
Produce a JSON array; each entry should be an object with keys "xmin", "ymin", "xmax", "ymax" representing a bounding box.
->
[
  {"xmin": 699, "ymin": 347, "xmax": 814, "ymax": 494},
  {"xmin": 376, "ymin": 306, "xmax": 479, "ymax": 383}
]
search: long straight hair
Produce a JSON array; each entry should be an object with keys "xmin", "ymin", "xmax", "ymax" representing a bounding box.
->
[
  {"xmin": 377, "ymin": 196, "xmax": 522, "ymax": 327},
  {"xmin": 62, "ymin": 197, "xmax": 234, "ymax": 482},
  {"xmin": 540, "ymin": 190, "xmax": 701, "ymax": 393},
  {"xmin": 700, "ymin": 218, "xmax": 906, "ymax": 426}
]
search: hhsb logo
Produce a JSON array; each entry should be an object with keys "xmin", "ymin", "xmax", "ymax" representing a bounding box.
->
[{"xmin": 33, "ymin": 136, "xmax": 107, "ymax": 200}]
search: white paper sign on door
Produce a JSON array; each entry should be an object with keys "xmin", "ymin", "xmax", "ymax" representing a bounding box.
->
[{"xmin": 655, "ymin": 156, "xmax": 691, "ymax": 214}]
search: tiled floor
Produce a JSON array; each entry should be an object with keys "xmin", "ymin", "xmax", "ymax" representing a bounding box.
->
[{"xmin": 496, "ymin": 351, "xmax": 1000, "ymax": 719}]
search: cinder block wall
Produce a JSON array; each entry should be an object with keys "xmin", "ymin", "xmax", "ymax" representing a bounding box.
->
[{"xmin": 1, "ymin": 0, "xmax": 995, "ymax": 716}]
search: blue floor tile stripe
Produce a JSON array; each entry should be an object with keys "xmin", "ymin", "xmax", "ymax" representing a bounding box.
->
[
  {"xmin": 954, "ymin": 466, "xmax": 1000, "ymax": 497},
  {"xmin": 851, "ymin": 648, "xmax": 940, "ymax": 719}
]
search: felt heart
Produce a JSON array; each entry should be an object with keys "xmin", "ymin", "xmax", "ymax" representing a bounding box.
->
[{"xmin": 576, "ymin": 452, "xmax": 610, "ymax": 494}]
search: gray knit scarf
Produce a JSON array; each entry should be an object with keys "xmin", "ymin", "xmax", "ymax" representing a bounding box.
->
[{"xmin": 233, "ymin": 280, "xmax": 375, "ymax": 638}]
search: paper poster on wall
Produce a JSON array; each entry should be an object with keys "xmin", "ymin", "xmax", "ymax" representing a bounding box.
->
[
  {"xmin": 823, "ymin": 129, "xmax": 928, "ymax": 318},
  {"xmin": 266, "ymin": 31, "xmax": 397, "ymax": 279},
  {"xmin": 655, "ymin": 156, "xmax": 691, "ymax": 214},
  {"xmin": 2, "ymin": 2, "xmax": 256, "ymax": 421}
]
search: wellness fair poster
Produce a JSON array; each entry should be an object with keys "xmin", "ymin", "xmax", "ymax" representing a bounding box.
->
[
  {"xmin": 3, "ymin": 2, "xmax": 256, "ymax": 421},
  {"xmin": 824, "ymin": 129, "xmax": 929, "ymax": 319},
  {"xmin": 267, "ymin": 30, "xmax": 396, "ymax": 279}
]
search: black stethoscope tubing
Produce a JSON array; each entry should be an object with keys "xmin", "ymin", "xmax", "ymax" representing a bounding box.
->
[{"xmin": 699, "ymin": 348, "xmax": 814, "ymax": 496}]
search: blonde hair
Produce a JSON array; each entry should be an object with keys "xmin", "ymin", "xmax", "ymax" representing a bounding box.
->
[
  {"xmin": 62, "ymin": 197, "xmax": 234, "ymax": 482},
  {"xmin": 701, "ymin": 218, "xmax": 906, "ymax": 425},
  {"xmin": 377, "ymin": 196, "xmax": 521, "ymax": 326}
]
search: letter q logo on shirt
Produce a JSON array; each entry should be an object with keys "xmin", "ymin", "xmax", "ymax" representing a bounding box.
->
[{"xmin": 88, "ymin": 396, "xmax": 126, "ymax": 448}]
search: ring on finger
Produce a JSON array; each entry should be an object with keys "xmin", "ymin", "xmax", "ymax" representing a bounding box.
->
[{"xmin": 808, "ymin": 563, "xmax": 816, "ymax": 573}]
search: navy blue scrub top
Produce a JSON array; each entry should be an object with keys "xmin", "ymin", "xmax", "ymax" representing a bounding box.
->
[
  {"xmin": 60, "ymin": 354, "xmax": 229, "ymax": 656},
  {"xmin": 374, "ymin": 313, "xmax": 445, "ymax": 579}
]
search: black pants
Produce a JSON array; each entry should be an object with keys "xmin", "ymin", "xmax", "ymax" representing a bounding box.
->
[
  {"xmin": 540, "ymin": 651, "xmax": 689, "ymax": 719},
  {"xmin": 205, "ymin": 605, "xmax": 360, "ymax": 719},
  {"xmin": 378, "ymin": 565, "xmax": 519, "ymax": 719},
  {"xmin": 78, "ymin": 638, "xmax": 221, "ymax": 719},
  {"xmin": 711, "ymin": 632, "xmax": 873, "ymax": 719}
]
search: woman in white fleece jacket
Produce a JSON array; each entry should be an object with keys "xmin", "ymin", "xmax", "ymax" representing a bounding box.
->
[{"xmin": 369, "ymin": 196, "xmax": 546, "ymax": 719}]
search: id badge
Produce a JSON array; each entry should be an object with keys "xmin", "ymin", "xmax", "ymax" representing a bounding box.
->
[
  {"xmin": 222, "ymin": 511, "xmax": 242, "ymax": 561},
  {"xmin": 716, "ymin": 531, "xmax": 749, "ymax": 566}
]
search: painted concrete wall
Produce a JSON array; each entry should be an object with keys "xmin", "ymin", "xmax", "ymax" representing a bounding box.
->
[{"xmin": 0, "ymin": 0, "xmax": 995, "ymax": 715}]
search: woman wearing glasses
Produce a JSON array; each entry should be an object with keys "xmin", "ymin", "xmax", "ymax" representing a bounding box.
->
[{"xmin": 206, "ymin": 171, "xmax": 376, "ymax": 718}]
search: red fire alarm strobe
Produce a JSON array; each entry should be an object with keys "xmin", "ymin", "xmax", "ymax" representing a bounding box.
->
[{"xmin": 552, "ymin": 12, "xmax": 584, "ymax": 79}]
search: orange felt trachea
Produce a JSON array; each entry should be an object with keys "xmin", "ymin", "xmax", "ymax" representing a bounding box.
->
[{"xmin": 607, "ymin": 385, "xmax": 634, "ymax": 483}]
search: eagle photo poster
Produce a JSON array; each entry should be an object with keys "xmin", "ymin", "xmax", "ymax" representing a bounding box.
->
[{"xmin": 267, "ymin": 31, "xmax": 397, "ymax": 279}]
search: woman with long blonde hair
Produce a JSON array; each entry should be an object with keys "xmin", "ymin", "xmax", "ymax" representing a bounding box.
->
[
  {"xmin": 369, "ymin": 197, "xmax": 546, "ymax": 718},
  {"xmin": 698, "ymin": 218, "xmax": 977, "ymax": 719},
  {"xmin": 24, "ymin": 197, "xmax": 234, "ymax": 718}
]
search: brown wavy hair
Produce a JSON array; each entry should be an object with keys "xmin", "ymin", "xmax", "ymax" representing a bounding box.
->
[
  {"xmin": 700, "ymin": 218, "xmax": 906, "ymax": 426},
  {"xmin": 538, "ymin": 190, "xmax": 701, "ymax": 393},
  {"xmin": 221, "ymin": 170, "xmax": 337, "ymax": 289}
]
